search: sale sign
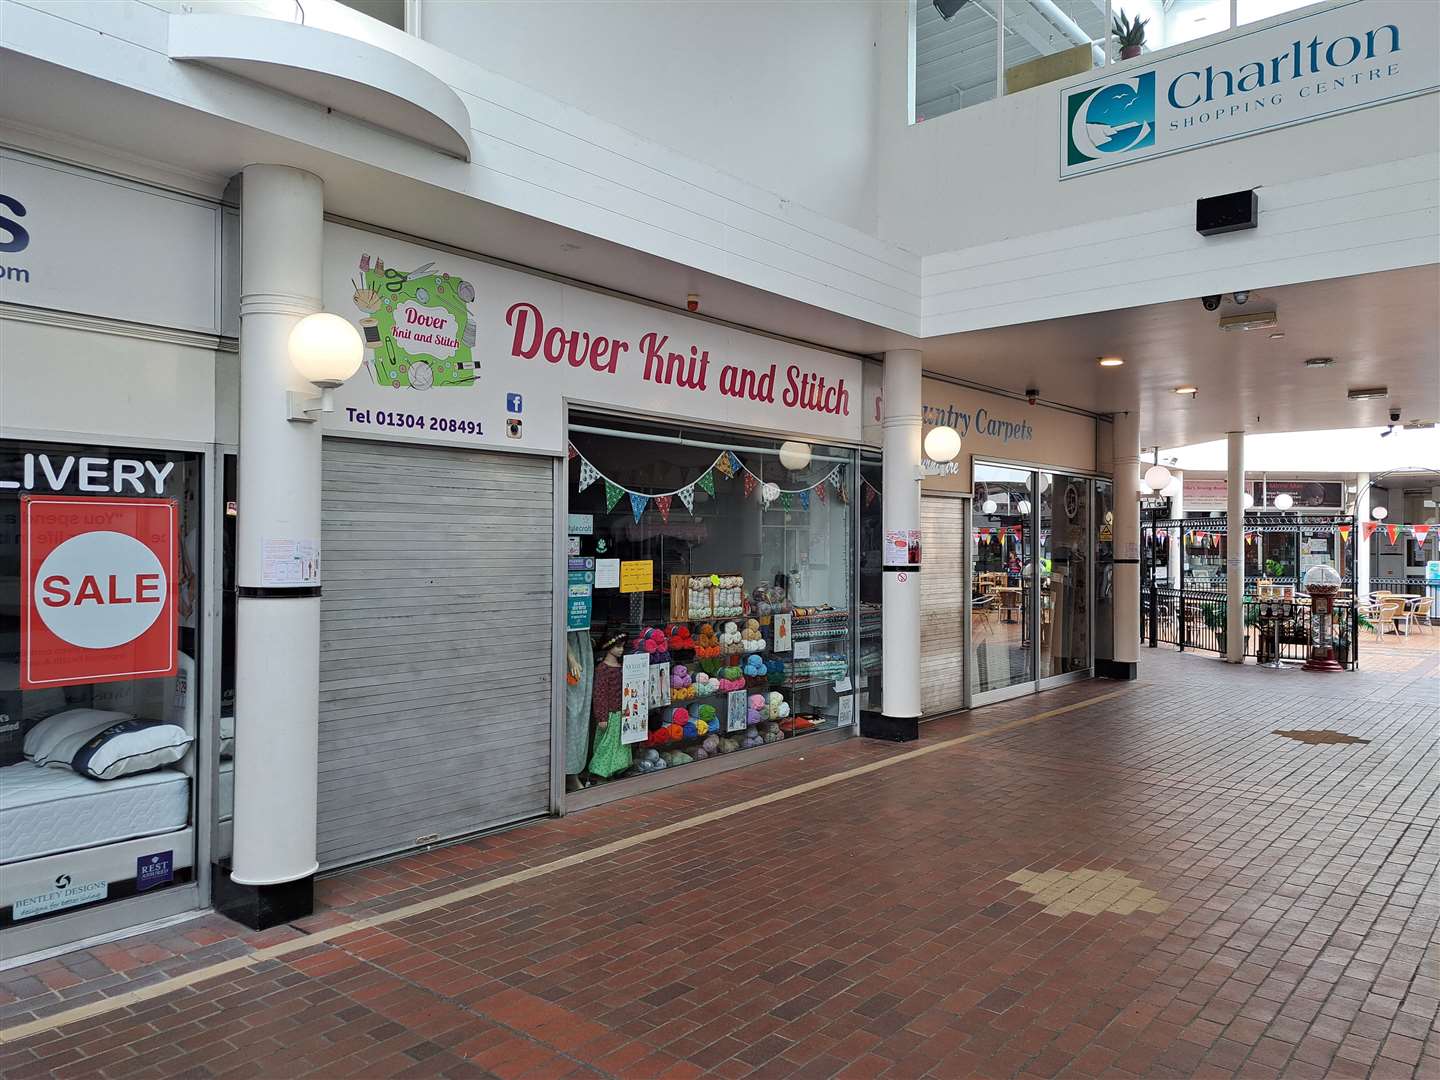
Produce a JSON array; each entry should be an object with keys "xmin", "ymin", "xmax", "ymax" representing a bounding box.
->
[{"xmin": 20, "ymin": 496, "xmax": 178, "ymax": 689}]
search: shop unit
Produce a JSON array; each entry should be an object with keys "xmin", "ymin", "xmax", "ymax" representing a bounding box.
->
[{"xmin": 0, "ymin": 149, "xmax": 236, "ymax": 957}]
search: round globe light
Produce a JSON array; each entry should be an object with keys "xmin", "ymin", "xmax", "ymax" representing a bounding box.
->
[
  {"xmin": 289, "ymin": 313, "xmax": 364, "ymax": 388},
  {"xmin": 1104, "ymin": 510, "xmax": 1114, "ymax": 524},
  {"xmin": 1273, "ymin": 492, "xmax": 1294, "ymax": 510},
  {"xmin": 761, "ymin": 482, "xmax": 780, "ymax": 503},
  {"xmin": 1161, "ymin": 476, "xmax": 1182, "ymax": 497},
  {"xmin": 1017, "ymin": 499, "xmax": 1032, "ymax": 515},
  {"xmin": 923, "ymin": 425, "xmax": 962, "ymax": 463},
  {"xmin": 981, "ymin": 499, "xmax": 998, "ymax": 516},
  {"xmin": 1242, "ymin": 491, "xmax": 1254, "ymax": 508},
  {"xmin": 1143, "ymin": 465, "xmax": 1172, "ymax": 492},
  {"xmin": 1371, "ymin": 505, "xmax": 1388, "ymax": 520},
  {"xmin": 778, "ymin": 441, "xmax": 812, "ymax": 471}
]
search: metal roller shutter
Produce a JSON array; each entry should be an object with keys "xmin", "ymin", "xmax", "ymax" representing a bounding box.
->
[
  {"xmin": 920, "ymin": 495, "xmax": 966, "ymax": 716},
  {"xmin": 317, "ymin": 438, "xmax": 554, "ymax": 869}
]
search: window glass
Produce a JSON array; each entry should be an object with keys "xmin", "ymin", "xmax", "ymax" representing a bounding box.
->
[
  {"xmin": 858, "ymin": 450, "xmax": 883, "ymax": 716},
  {"xmin": 1039, "ymin": 473, "xmax": 1091, "ymax": 677},
  {"xmin": 1236, "ymin": 0, "xmax": 1323, "ymax": 28},
  {"xmin": 1, "ymin": 441, "xmax": 201, "ymax": 927},
  {"xmin": 566, "ymin": 415, "xmax": 856, "ymax": 790},
  {"xmin": 336, "ymin": 0, "xmax": 405, "ymax": 31},
  {"xmin": 971, "ymin": 464, "xmax": 1035, "ymax": 695},
  {"xmin": 1094, "ymin": 480, "xmax": 1114, "ymax": 662},
  {"xmin": 914, "ymin": 0, "xmax": 1000, "ymax": 121}
]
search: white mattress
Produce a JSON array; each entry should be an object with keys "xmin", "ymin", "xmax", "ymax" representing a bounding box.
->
[{"xmin": 0, "ymin": 763, "xmax": 190, "ymax": 864}]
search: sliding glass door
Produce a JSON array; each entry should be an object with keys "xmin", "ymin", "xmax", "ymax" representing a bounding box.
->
[{"xmin": 971, "ymin": 464, "xmax": 1036, "ymax": 703}]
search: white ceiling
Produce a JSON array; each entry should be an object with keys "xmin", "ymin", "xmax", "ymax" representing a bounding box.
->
[{"xmin": 917, "ymin": 265, "xmax": 1440, "ymax": 447}]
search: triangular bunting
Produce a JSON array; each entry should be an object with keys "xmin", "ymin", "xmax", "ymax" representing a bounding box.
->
[
  {"xmin": 678, "ymin": 486, "xmax": 695, "ymax": 513},
  {"xmin": 714, "ymin": 452, "xmax": 734, "ymax": 479},
  {"xmin": 567, "ymin": 444, "xmax": 578, "ymax": 460},
  {"xmin": 798, "ymin": 490, "xmax": 810, "ymax": 510},
  {"xmin": 629, "ymin": 492, "xmax": 649, "ymax": 522},
  {"xmin": 696, "ymin": 471, "xmax": 715, "ymax": 497},
  {"xmin": 742, "ymin": 472, "xmax": 757, "ymax": 499},
  {"xmin": 1362, "ymin": 521, "xmax": 1378, "ymax": 541},
  {"xmin": 1385, "ymin": 523, "xmax": 1400, "ymax": 545},
  {"xmin": 816, "ymin": 483, "xmax": 827, "ymax": 504},
  {"xmin": 780, "ymin": 493, "xmax": 793, "ymax": 511},
  {"xmin": 604, "ymin": 480, "xmax": 624, "ymax": 512},
  {"xmin": 578, "ymin": 459, "xmax": 600, "ymax": 493},
  {"xmin": 1412, "ymin": 524, "xmax": 1430, "ymax": 544},
  {"xmin": 863, "ymin": 486, "xmax": 876, "ymax": 507},
  {"xmin": 656, "ymin": 495, "xmax": 672, "ymax": 523},
  {"xmin": 728, "ymin": 452, "xmax": 742, "ymax": 476},
  {"xmin": 1338, "ymin": 524, "xmax": 1351, "ymax": 543}
]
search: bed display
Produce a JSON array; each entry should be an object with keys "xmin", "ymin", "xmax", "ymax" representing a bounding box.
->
[{"xmin": 0, "ymin": 763, "xmax": 190, "ymax": 865}]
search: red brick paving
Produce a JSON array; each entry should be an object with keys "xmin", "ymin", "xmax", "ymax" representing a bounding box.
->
[{"xmin": 1, "ymin": 642, "xmax": 1436, "ymax": 1078}]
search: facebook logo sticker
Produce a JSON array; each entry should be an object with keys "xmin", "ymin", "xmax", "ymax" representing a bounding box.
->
[{"xmin": 506, "ymin": 393, "xmax": 523, "ymax": 414}]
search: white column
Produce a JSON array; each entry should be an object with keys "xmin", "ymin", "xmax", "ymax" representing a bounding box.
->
[
  {"xmin": 881, "ymin": 349, "xmax": 922, "ymax": 720},
  {"xmin": 1111, "ymin": 411, "xmax": 1140, "ymax": 674},
  {"xmin": 1355, "ymin": 472, "xmax": 1370, "ymax": 597},
  {"xmin": 1167, "ymin": 469, "xmax": 1183, "ymax": 585},
  {"xmin": 1225, "ymin": 432, "xmax": 1245, "ymax": 663},
  {"xmin": 231, "ymin": 166, "xmax": 324, "ymax": 903}
]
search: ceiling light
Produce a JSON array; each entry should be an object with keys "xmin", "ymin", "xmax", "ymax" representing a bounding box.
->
[
  {"xmin": 1347, "ymin": 387, "xmax": 1388, "ymax": 400},
  {"xmin": 1269, "ymin": 332, "xmax": 1285, "ymax": 339},
  {"xmin": 1098, "ymin": 356, "xmax": 1124, "ymax": 367},
  {"xmin": 1218, "ymin": 311, "xmax": 1278, "ymax": 332},
  {"xmin": 1303, "ymin": 357, "xmax": 1334, "ymax": 368},
  {"xmin": 1174, "ymin": 385, "xmax": 1199, "ymax": 395}
]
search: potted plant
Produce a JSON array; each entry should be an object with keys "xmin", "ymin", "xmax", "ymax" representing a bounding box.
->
[
  {"xmin": 1264, "ymin": 557, "xmax": 1287, "ymax": 579},
  {"xmin": 1112, "ymin": 9, "xmax": 1148, "ymax": 60},
  {"xmin": 1202, "ymin": 601, "xmax": 1258, "ymax": 657}
]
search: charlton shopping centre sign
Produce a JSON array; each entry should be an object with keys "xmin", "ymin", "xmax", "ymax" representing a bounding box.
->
[{"xmin": 1059, "ymin": 0, "xmax": 1438, "ymax": 179}]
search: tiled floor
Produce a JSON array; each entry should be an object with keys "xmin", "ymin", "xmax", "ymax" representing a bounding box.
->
[{"xmin": 1, "ymin": 640, "xmax": 1436, "ymax": 1079}]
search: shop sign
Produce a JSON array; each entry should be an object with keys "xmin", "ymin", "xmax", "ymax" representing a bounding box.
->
[
  {"xmin": 0, "ymin": 453, "xmax": 176, "ymax": 495},
  {"xmin": 20, "ymin": 496, "xmax": 178, "ymax": 689},
  {"xmin": 566, "ymin": 513, "xmax": 594, "ymax": 536},
  {"xmin": 1059, "ymin": 0, "xmax": 1438, "ymax": 179},
  {"xmin": 1183, "ymin": 478, "xmax": 1230, "ymax": 511},
  {"xmin": 12, "ymin": 875, "xmax": 108, "ymax": 921},
  {"xmin": 136, "ymin": 851, "xmax": 174, "ymax": 891},
  {"xmin": 566, "ymin": 565, "xmax": 594, "ymax": 631},
  {"xmin": 323, "ymin": 224, "xmax": 862, "ymax": 455}
]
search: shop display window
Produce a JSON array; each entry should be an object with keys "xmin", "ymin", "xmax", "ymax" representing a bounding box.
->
[
  {"xmin": 564, "ymin": 415, "xmax": 861, "ymax": 789},
  {"xmin": 0, "ymin": 441, "xmax": 202, "ymax": 928}
]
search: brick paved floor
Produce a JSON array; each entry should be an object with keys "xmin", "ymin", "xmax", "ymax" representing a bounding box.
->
[{"xmin": 1, "ymin": 641, "xmax": 1436, "ymax": 1079}]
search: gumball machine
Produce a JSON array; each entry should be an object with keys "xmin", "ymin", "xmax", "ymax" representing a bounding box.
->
[{"xmin": 1302, "ymin": 564, "xmax": 1345, "ymax": 672}]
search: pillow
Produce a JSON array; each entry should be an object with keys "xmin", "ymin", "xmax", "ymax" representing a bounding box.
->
[
  {"xmin": 24, "ymin": 709, "xmax": 132, "ymax": 763},
  {"xmin": 69, "ymin": 720, "xmax": 193, "ymax": 781}
]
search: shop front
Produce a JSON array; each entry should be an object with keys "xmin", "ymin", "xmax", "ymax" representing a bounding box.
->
[
  {"xmin": 0, "ymin": 149, "xmax": 235, "ymax": 956},
  {"xmin": 315, "ymin": 221, "xmax": 866, "ymax": 854},
  {"xmin": 916, "ymin": 378, "xmax": 1110, "ymax": 711}
]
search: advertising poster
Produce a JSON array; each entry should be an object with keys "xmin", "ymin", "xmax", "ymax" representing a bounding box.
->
[
  {"xmin": 261, "ymin": 537, "xmax": 319, "ymax": 587},
  {"xmin": 772, "ymin": 612, "xmax": 792, "ymax": 652},
  {"xmin": 726, "ymin": 689, "xmax": 747, "ymax": 733},
  {"xmin": 620, "ymin": 653, "xmax": 650, "ymax": 745},
  {"xmin": 649, "ymin": 661, "xmax": 671, "ymax": 710},
  {"xmin": 566, "ymin": 565, "xmax": 593, "ymax": 631},
  {"xmin": 883, "ymin": 530, "xmax": 920, "ymax": 567},
  {"xmin": 20, "ymin": 496, "xmax": 178, "ymax": 689},
  {"xmin": 567, "ymin": 513, "xmax": 593, "ymax": 535}
]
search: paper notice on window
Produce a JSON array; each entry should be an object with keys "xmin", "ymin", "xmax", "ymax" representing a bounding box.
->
[
  {"xmin": 726, "ymin": 689, "xmax": 748, "ymax": 733},
  {"xmin": 839, "ymin": 695, "xmax": 855, "ymax": 727},
  {"xmin": 595, "ymin": 559, "xmax": 620, "ymax": 589},
  {"xmin": 620, "ymin": 652, "xmax": 651, "ymax": 745},
  {"xmin": 619, "ymin": 560, "xmax": 653, "ymax": 593},
  {"xmin": 794, "ymin": 641, "xmax": 812, "ymax": 660},
  {"xmin": 261, "ymin": 538, "xmax": 319, "ymax": 586}
]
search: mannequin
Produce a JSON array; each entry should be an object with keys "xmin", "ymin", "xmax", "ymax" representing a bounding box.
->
[
  {"xmin": 587, "ymin": 631, "xmax": 632, "ymax": 779},
  {"xmin": 564, "ymin": 630, "xmax": 594, "ymax": 792}
]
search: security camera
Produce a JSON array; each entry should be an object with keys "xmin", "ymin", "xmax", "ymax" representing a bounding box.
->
[
  {"xmin": 1201, "ymin": 295, "xmax": 1222, "ymax": 311},
  {"xmin": 1025, "ymin": 387, "xmax": 1039, "ymax": 405},
  {"xmin": 1233, "ymin": 290, "xmax": 1250, "ymax": 305},
  {"xmin": 1389, "ymin": 407, "xmax": 1402, "ymax": 423}
]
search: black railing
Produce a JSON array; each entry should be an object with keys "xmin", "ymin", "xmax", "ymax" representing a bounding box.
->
[{"xmin": 1142, "ymin": 585, "xmax": 1359, "ymax": 668}]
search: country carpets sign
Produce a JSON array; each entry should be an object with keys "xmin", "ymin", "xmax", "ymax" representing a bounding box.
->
[{"xmin": 1059, "ymin": 0, "xmax": 1438, "ymax": 179}]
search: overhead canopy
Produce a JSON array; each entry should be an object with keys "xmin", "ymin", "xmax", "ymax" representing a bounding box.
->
[{"xmin": 1164, "ymin": 426, "xmax": 1440, "ymax": 474}]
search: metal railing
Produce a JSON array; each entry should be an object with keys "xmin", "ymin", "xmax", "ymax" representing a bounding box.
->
[{"xmin": 1141, "ymin": 586, "xmax": 1359, "ymax": 668}]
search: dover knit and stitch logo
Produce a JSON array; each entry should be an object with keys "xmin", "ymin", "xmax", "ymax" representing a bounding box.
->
[{"xmin": 1065, "ymin": 72, "xmax": 1156, "ymax": 166}]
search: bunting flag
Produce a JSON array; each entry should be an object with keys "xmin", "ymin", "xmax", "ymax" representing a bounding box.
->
[
  {"xmin": 1245, "ymin": 532, "xmax": 1254, "ymax": 545},
  {"xmin": 979, "ymin": 528, "xmax": 990, "ymax": 539},
  {"xmin": 836, "ymin": 481, "xmax": 849, "ymax": 505},
  {"xmin": 1362, "ymin": 521, "xmax": 1378, "ymax": 541},
  {"xmin": 1412, "ymin": 524, "xmax": 1430, "ymax": 544},
  {"xmin": 677, "ymin": 485, "xmax": 695, "ymax": 513},
  {"xmin": 798, "ymin": 490, "xmax": 810, "ymax": 510},
  {"xmin": 816, "ymin": 483, "xmax": 827, "ymax": 503},
  {"xmin": 656, "ymin": 494, "xmax": 672, "ymax": 523},
  {"xmin": 1338, "ymin": 524, "xmax": 1351, "ymax": 543},
  {"xmin": 714, "ymin": 452, "xmax": 735, "ymax": 479},
  {"xmin": 864, "ymin": 486, "xmax": 877, "ymax": 507},
  {"xmin": 604, "ymin": 480, "xmax": 624, "ymax": 512},
  {"xmin": 1386, "ymin": 523, "xmax": 1400, "ymax": 545},
  {"xmin": 742, "ymin": 472, "xmax": 757, "ymax": 499},
  {"xmin": 696, "ymin": 470, "xmax": 715, "ymax": 497},
  {"xmin": 780, "ymin": 493, "xmax": 793, "ymax": 511},
  {"xmin": 629, "ymin": 492, "xmax": 649, "ymax": 522},
  {"xmin": 578, "ymin": 459, "xmax": 600, "ymax": 492}
]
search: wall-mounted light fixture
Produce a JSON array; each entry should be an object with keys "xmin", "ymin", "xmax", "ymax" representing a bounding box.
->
[{"xmin": 287, "ymin": 313, "xmax": 363, "ymax": 422}]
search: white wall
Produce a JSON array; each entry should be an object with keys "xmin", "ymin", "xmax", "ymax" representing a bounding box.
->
[{"xmin": 422, "ymin": 0, "xmax": 886, "ymax": 235}]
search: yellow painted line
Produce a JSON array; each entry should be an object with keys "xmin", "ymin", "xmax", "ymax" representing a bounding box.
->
[{"xmin": 0, "ymin": 683, "xmax": 1130, "ymax": 1046}]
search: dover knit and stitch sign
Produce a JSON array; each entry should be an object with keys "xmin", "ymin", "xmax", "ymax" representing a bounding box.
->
[
  {"xmin": 324, "ymin": 223, "xmax": 862, "ymax": 454},
  {"xmin": 20, "ymin": 496, "xmax": 178, "ymax": 689},
  {"xmin": 1059, "ymin": 0, "xmax": 1438, "ymax": 179}
]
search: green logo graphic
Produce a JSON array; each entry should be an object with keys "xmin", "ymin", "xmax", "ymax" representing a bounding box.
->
[{"xmin": 352, "ymin": 255, "xmax": 478, "ymax": 390}]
